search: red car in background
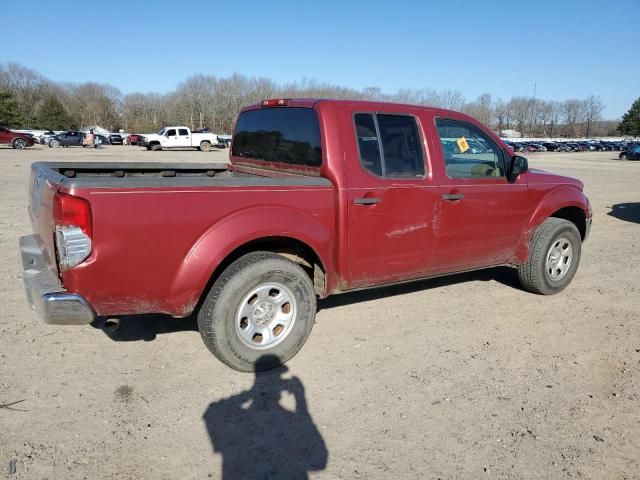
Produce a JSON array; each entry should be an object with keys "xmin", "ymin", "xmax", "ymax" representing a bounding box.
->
[{"xmin": 0, "ymin": 126, "xmax": 35, "ymax": 149}]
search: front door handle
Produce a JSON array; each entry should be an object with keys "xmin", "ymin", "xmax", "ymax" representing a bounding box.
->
[
  {"xmin": 442, "ymin": 193, "xmax": 464, "ymax": 201},
  {"xmin": 354, "ymin": 197, "xmax": 382, "ymax": 205}
]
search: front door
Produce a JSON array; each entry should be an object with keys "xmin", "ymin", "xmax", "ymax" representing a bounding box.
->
[
  {"xmin": 340, "ymin": 107, "xmax": 439, "ymax": 288},
  {"xmin": 163, "ymin": 128, "xmax": 180, "ymax": 148},
  {"xmin": 429, "ymin": 117, "xmax": 530, "ymax": 272}
]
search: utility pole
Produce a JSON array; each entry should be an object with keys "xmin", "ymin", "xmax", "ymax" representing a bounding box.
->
[{"xmin": 529, "ymin": 83, "xmax": 537, "ymax": 137}]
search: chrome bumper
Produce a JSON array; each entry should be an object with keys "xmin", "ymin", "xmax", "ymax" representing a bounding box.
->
[{"xmin": 20, "ymin": 235, "xmax": 95, "ymax": 325}]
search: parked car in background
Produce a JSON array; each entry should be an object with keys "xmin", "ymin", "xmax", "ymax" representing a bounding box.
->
[
  {"xmin": 39, "ymin": 129, "xmax": 58, "ymax": 145},
  {"xmin": 96, "ymin": 135, "xmax": 110, "ymax": 146},
  {"xmin": 127, "ymin": 134, "xmax": 145, "ymax": 146},
  {"xmin": 142, "ymin": 126, "xmax": 218, "ymax": 151},
  {"xmin": 620, "ymin": 145, "xmax": 640, "ymax": 160},
  {"xmin": 108, "ymin": 134, "xmax": 123, "ymax": 145},
  {"xmin": 49, "ymin": 131, "xmax": 85, "ymax": 148},
  {"xmin": 0, "ymin": 126, "xmax": 35, "ymax": 149}
]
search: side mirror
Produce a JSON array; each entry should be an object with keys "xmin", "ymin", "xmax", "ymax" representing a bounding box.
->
[{"xmin": 509, "ymin": 155, "xmax": 528, "ymax": 181}]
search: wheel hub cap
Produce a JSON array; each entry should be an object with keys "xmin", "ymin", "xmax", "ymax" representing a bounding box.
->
[
  {"xmin": 545, "ymin": 237, "xmax": 573, "ymax": 281},
  {"xmin": 253, "ymin": 301, "xmax": 275, "ymax": 325},
  {"xmin": 235, "ymin": 283, "xmax": 297, "ymax": 350}
]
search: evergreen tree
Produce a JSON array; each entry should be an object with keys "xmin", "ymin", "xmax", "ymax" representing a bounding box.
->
[
  {"xmin": 35, "ymin": 95, "xmax": 73, "ymax": 130},
  {"xmin": 618, "ymin": 97, "xmax": 640, "ymax": 137},
  {"xmin": 0, "ymin": 91, "xmax": 23, "ymax": 127}
]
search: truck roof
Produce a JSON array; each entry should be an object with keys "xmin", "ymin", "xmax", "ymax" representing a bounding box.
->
[{"xmin": 241, "ymin": 98, "xmax": 462, "ymax": 116}]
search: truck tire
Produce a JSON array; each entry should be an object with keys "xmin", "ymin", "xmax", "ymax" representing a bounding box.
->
[
  {"xmin": 518, "ymin": 218, "xmax": 582, "ymax": 295},
  {"xmin": 200, "ymin": 141, "xmax": 211, "ymax": 152},
  {"xmin": 198, "ymin": 251, "xmax": 317, "ymax": 372},
  {"xmin": 13, "ymin": 138, "xmax": 27, "ymax": 149},
  {"xmin": 150, "ymin": 143, "xmax": 162, "ymax": 151}
]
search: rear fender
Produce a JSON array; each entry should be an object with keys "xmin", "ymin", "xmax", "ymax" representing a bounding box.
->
[
  {"xmin": 169, "ymin": 206, "xmax": 334, "ymax": 316},
  {"xmin": 516, "ymin": 185, "xmax": 589, "ymax": 263}
]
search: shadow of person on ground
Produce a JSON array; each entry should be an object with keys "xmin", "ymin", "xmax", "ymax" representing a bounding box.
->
[
  {"xmin": 203, "ymin": 355, "xmax": 328, "ymax": 479},
  {"xmin": 608, "ymin": 203, "xmax": 640, "ymax": 225}
]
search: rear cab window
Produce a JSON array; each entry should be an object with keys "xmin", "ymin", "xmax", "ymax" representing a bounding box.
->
[{"xmin": 232, "ymin": 107, "xmax": 322, "ymax": 169}]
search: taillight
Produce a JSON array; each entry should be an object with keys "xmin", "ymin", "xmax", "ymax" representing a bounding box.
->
[
  {"xmin": 53, "ymin": 193, "xmax": 92, "ymax": 270},
  {"xmin": 261, "ymin": 99, "xmax": 289, "ymax": 107}
]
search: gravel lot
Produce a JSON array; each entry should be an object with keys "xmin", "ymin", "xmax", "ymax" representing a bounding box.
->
[{"xmin": 0, "ymin": 145, "xmax": 639, "ymax": 479}]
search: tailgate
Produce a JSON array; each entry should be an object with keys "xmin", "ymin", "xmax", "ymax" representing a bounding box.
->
[{"xmin": 28, "ymin": 163, "xmax": 65, "ymax": 276}]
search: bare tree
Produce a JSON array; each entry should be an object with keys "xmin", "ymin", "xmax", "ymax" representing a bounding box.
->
[{"xmin": 582, "ymin": 95, "xmax": 604, "ymax": 138}]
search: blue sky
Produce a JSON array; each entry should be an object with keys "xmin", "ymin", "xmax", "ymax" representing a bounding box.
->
[{"xmin": 3, "ymin": 0, "xmax": 638, "ymax": 118}]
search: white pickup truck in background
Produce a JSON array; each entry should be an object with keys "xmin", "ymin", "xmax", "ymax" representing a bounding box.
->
[{"xmin": 142, "ymin": 126, "xmax": 218, "ymax": 152}]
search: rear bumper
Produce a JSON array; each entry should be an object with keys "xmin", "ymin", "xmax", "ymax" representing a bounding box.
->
[{"xmin": 20, "ymin": 235, "xmax": 95, "ymax": 325}]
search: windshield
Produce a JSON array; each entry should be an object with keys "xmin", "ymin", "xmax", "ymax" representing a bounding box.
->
[{"xmin": 157, "ymin": 128, "xmax": 165, "ymax": 136}]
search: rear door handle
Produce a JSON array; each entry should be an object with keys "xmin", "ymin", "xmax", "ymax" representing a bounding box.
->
[
  {"xmin": 442, "ymin": 193, "xmax": 464, "ymax": 201},
  {"xmin": 354, "ymin": 197, "xmax": 382, "ymax": 205}
]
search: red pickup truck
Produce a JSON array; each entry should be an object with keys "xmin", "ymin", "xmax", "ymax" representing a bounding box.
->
[{"xmin": 20, "ymin": 99, "xmax": 592, "ymax": 371}]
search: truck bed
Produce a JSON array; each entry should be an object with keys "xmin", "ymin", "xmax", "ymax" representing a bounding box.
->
[{"xmin": 36, "ymin": 162, "xmax": 330, "ymax": 188}]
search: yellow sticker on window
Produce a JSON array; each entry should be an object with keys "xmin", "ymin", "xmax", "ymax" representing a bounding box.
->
[{"xmin": 457, "ymin": 136, "xmax": 469, "ymax": 153}]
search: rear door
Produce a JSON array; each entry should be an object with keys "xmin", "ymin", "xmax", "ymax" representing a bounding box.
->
[
  {"xmin": 428, "ymin": 116, "xmax": 530, "ymax": 272},
  {"xmin": 177, "ymin": 128, "xmax": 192, "ymax": 147},
  {"xmin": 339, "ymin": 107, "xmax": 439, "ymax": 288}
]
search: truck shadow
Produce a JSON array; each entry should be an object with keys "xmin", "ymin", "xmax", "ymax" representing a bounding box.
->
[
  {"xmin": 202, "ymin": 355, "xmax": 328, "ymax": 479},
  {"xmin": 91, "ymin": 266, "xmax": 520, "ymax": 341},
  {"xmin": 608, "ymin": 202, "xmax": 640, "ymax": 224},
  {"xmin": 318, "ymin": 266, "xmax": 520, "ymax": 312}
]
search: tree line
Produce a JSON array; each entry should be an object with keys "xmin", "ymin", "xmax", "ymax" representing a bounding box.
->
[{"xmin": 0, "ymin": 62, "xmax": 626, "ymax": 137}]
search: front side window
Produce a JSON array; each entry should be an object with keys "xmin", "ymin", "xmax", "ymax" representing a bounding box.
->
[
  {"xmin": 354, "ymin": 113, "xmax": 425, "ymax": 177},
  {"xmin": 436, "ymin": 119, "xmax": 505, "ymax": 178},
  {"xmin": 178, "ymin": 128, "xmax": 189, "ymax": 136},
  {"xmin": 166, "ymin": 129, "xmax": 176, "ymax": 136}
]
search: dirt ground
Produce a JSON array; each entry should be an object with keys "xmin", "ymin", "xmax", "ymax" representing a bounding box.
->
[{"xmin": 0, "ymin": 145, "xmax": 638, "ymax": 479}]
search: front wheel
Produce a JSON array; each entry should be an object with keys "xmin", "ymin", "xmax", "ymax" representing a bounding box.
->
[
  {"xmin": 518, "ymin": 218, "xmax": 582, "ymax": 295},
  {"xmin": 49, "ymin": 139, "xmax": 60, "ymax": 148},
  {"xmin": 150, "ymin": 143, "xmax": 162, "ymax": 151},
  {"xmin": 198, "ymin": 252, "xmax": 317, "ymax": 372},
  {"xmin": 620, "ymin": 153, "xmax": 627, "ymax": 160},
  {"xmin": 13, "ymin": 139, "xmax": 27, "ymax": 149}
]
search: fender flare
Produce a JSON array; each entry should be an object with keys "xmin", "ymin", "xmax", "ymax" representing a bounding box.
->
[
  {"xmin": 168, "ymin": 205, "xmax": 334, "ymax": 316},
  {"xmin": 516, "ymin": 185, "xmax": 590, "ymax": 262}
]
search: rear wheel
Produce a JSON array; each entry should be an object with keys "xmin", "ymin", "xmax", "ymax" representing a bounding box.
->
[
  {"xmin": 198, "ymin": 251, "xmax": 317, "ymax": 372},
  {"xmin": 620, "ymin": 153, "xmax": 628, "ymax": 160},
  {"xmin": 518, "ymin": 218, "xmax": 582, "ymax": 295},
  {"xmin": 13, "ymin": 139, "xmax": 27, "ymax": 149},
  {"xmin": 200, "ymin": 141, "xmax": 211, "ymax": 152}
]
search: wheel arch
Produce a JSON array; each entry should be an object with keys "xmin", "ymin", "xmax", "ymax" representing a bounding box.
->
[
  {"xmin": 516, "ymin": 186, "xmax": 590, "ymax": 263},
  {"xmin": 168, "ymin": 207, "xmax": 335, "ymax": 317}
]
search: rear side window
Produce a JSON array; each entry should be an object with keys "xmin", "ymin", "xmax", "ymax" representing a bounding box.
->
[
  {"xmin": 178, "ymin": 128, "xmax": 189, "ymax": 136},
  {"xmin": 232, "ymin": 107, "xmax": 322, "ymax": 167},
  {"xmin": 354, "ymin": 113, "xmax": 425, "ymax": 177}
]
